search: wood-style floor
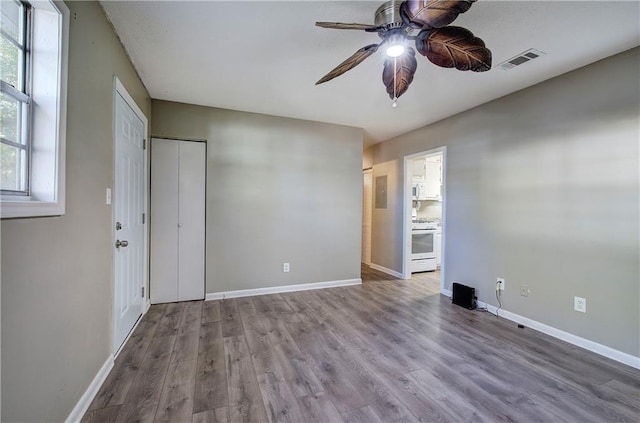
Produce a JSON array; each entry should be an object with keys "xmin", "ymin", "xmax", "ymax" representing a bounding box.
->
[{"xmin": 83, "ymin": 265, "xmax": 640, "ymax": 422}]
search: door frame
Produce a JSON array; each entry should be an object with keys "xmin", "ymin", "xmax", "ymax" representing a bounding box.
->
[
  {"xmin": 402, "ymin": 146, "xmax": 447, "ymax": 294},
  {"xmin": 111, "ymin": 77, "xmax": 150, "ymax": 356}
]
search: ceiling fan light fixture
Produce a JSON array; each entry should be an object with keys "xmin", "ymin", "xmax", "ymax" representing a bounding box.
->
[
  {"xmin": 385, "ymin": 33, "xmax": 405, "ymax": 57},
  {"xmin": 386, "ymin": 44, "xmax": 405, "ymax": 57},
  {"xmin": 314, "ymin": 0, "xmax": 493, "ymax": 100}
]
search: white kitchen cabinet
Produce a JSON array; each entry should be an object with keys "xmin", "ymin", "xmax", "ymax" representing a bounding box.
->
[
  {"xmin": 150, "ymin": 138, "xmax": 206, "ymax": 304},
  {"xmin": 413, "ymin": 158, "xmax": 425, "ymax": 179},
  {"xmin": 424, "ymin": 161, "xmax": 442, "ymax": 200}
]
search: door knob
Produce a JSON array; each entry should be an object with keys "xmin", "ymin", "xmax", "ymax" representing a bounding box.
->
[{"xmin": 115, "ymin": 240, "xmax": 129, "ymax": 248}]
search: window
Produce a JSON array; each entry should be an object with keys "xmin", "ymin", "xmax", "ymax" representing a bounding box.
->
[
  {"xmin": 1, "ymin": 0, "xmax": 31, "ymax": 195},
  {"xmin": 0, "ymin": 0, "xmax": 68, "ymax": 218}
]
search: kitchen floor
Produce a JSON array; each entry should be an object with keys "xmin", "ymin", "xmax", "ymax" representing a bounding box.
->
[
  {"xmin": 83, "ymin": 266, "xmax": 639, "ymax": 422},
  {"xmin": 361, "ymin": 262, "xmax": 441, "ymax": 292},
  {"xmin": 409, "ymin": 268, "xmax": 441, "ymax": 289}
]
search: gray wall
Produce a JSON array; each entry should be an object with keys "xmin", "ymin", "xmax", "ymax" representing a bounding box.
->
[
  {"xmin": 151, "ymin": 101, "xmax": 363, "ymax": 294},
  {"xmin": 371, "ymin": 159, "xmax": 403, "ymax": 271},
  {"xmin": 1, "ymin": 2, "xmax": 151, "ymax": 421},
  {"xmin": 369, "ymin": 47, "xmax": 639, "ymax": 357}
]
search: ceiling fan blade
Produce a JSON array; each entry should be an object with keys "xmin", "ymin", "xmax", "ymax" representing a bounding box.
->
[
  {"xmin": 316, "ymin": 22, "xmax": 380, "ymax": 32},
  {"xmin": 415, "ymin": 26, "xmax": 491, "ymax": 72},
  {"xmin": 400, "ymin": 0, "xmax": 476, "ymax": 29},
  {"xmin": 382, "ymin": 47, "xmax": 418, "ymax": 99},
  {"xmin": 316, "ymin": 43, "xmax": 381, "ymax": 85}
]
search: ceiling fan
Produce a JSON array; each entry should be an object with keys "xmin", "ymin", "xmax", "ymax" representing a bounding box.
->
[{"xmin": 315, "ymin": 0, "xmax": 492, "ymax": 106}]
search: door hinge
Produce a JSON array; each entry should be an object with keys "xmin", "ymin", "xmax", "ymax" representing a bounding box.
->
[
  {"xmin": 142, "ymin": 213, "xmax": 146, "ymax": 224},
  {"xmin": 141, "ymin": 286, "xmax": 145, "ymax": 297},
  {"xmin": 142, "ymin": 139, "xmax": 146, "ymax": 150}
]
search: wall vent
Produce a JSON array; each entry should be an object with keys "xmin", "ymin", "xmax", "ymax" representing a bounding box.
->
[{"xmin": 498, "ymin": 48, "xmax": 546, "ymax": 71}]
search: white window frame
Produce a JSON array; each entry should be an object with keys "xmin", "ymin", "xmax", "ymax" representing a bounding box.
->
[
  {"xmin": 0, "ymin": 0, "xmax": 68, "ymax": 218},
  {"xmin": 1, "ymin": 0, "xmax": 31, "ymax": 196}
]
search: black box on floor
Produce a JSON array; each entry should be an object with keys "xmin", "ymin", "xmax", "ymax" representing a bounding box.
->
[{"xmin": 452, "ymin": 283, "xmax": 477, "ymax": 310}]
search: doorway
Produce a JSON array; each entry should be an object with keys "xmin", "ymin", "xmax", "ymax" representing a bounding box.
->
[
  {"xmin": 402, "ymin": 147, "xmax": 446, "ymax": 294},
  {"xmin": 112, "ymin": 78, "xmax": 149, "ymax": 355}
]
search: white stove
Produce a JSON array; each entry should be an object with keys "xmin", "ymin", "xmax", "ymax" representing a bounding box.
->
[
  {"xmin": 412, "ymin": 221, "xmax": 438, "ymax": 230},
  {"xmin": 411, "ymin": 220, "xmax": 437, "ymax": 272}
]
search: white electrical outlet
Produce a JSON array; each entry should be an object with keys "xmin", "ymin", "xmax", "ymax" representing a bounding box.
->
[
  {"xmin": 283, "ymin": 262, "xmax": 290, "ymax": 273},
  {"xmin": 496, "ymin": 278, "xmax": 505, "ymax": 291},
  {"xmin": 574, "ymin": 296, "xmax": 586, "ymax": 313},
  {"xmin": 520, "ymin": 284, "xmax": 529, "ymax": 297}
]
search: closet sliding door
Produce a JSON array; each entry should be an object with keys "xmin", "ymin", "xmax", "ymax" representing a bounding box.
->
[
  {"xmin": 150, "ymin": 138, "xmax": 206, "ymax": 304},
  {"xmin": 177, "ymin": 141, "xmax": 206, "ymax": 301}
]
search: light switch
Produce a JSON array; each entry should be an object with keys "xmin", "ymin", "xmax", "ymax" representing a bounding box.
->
[{"xmin": 106, "ymin": 188, "xmax": 112, "ymax": 205}]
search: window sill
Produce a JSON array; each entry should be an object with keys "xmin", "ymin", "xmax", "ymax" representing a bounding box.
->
[{"xmin": 1, "ymin": 198, "xmax": 64, "ymax": 219}]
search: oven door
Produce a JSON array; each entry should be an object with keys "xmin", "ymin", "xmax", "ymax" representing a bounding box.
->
[{"xmin": 411, "ymin": 229, "xmax": 436, "ymax": 259}]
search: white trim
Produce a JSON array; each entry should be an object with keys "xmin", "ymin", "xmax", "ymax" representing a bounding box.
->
[
  {"xmin": 368, "ymin": 263, "xmax": 403, "ymax": 279},
  {"xmin": 206, "ymin": 292, "xmax": 224, "ymax": 301},
  {"xmin": 1, "ymin": 0, "xmax": 69, "ymax": 218},
  {"xmin": 402, "ymin": 147, "xmax": 447, "ymax": 291},
  {"xmin": 112, "ymin": 77, "xmax": 149, "ymax": 354},
  {"xmin": 69, "ymin": 309, "xmax": 169, "ymax": 423},
  {"xmin": 205, "ymin": 278, "xmax": 362, "ymax": 301},
  {"xmin": 474, "ymin": 299, "xmax": 640, "ymax": 370},
  {"xmin": 114, "ymin": 78, "xmax": 147, "ymax": 125},
  {"xmin": 0, "ymin": 200, "xmax": 65, "ymax": 218},
  {"xmin": 65, "ymin": 354, "xmax": 114, "ymax": 423}
]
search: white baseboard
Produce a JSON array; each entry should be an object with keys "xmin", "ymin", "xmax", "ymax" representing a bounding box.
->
[
  {"xmin": 65, "ymin": 354, "xmax": 114, "ymax": 423},
  {"xmin": 206, "ymin": 292, "xmax": 224, "ymax": 301},
  {"xmin": 205, "ymin": 278, "xmax": 362, "ymax": 301},
  {"xmin": 67, "ymin": 299, "xmax": 152, "ymax": 422},
  {"xmin": 368, "ymin": 263, "xmax": 403, "ymax": 279},
  {"xmin": 440, "ymin": 289, "xmax": 639, "ymax": 369},
  {"xmin": 473, "ymin": 299, "xmax": 640, "ymax": 370}
]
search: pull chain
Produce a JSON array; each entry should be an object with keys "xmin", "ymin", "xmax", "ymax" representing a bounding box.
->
[{"xmin": 392, "ymin": 56, "xmax": 398, "ymax": 108}]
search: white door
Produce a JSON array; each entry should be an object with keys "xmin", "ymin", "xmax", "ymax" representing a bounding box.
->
[
  {"xmin": 150, "ymin": 138, "xmax": 206, "ymax": 304},
  {"xmin": 362, "ymin": 170, "xmax": 372, "ymax": 264},
  {"xmin": 113, "ymin": 91, "xmax": 145, "ymax": 353},
  {"xmin": 177, "ymin": 141, "xmax": 206, "ymax": 301},
  {"xmin": 150, "ymin": 139, "xmax": 179, "ymax": 303}
]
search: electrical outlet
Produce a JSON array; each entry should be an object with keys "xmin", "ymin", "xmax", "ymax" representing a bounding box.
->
[
  {"xmin": 496, "ymin": 278, "xmax": 505, "ymax": 291},
  {"xmin": 520, "ymin": 284, "xmax": 529, "ymax": 297},
  {"xmin": 283, "ymin": 262, "xmax": 290, "ymax": 273},
  {"xmin": 574, "ymin": 296, "xmax": 586, "ymax": 313}
]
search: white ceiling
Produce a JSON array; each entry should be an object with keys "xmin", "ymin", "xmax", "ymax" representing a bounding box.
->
[{"xmin": 101, "ymin": 1, "xmax": 640, "ymax": 146}]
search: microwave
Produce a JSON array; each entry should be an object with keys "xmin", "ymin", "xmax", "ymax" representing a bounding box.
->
[{"xmin": 412, "ymin": 182, "xmax": 427, "ymax": 200}]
